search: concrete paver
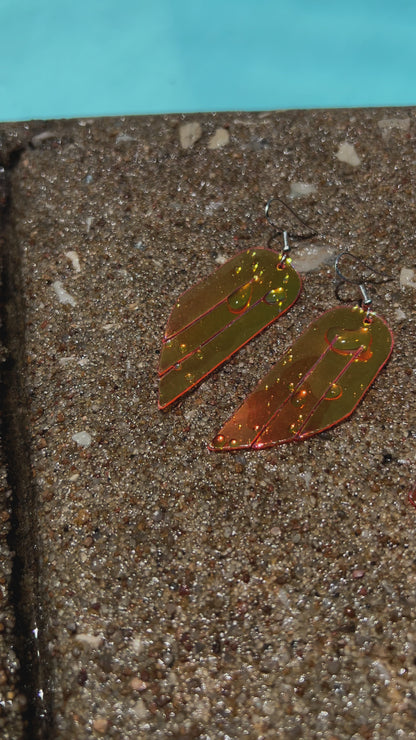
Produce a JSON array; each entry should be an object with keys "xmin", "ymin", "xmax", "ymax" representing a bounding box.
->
[{"xmin": 1, "ymin": 109, "xmax": 416, "ymax": 738}]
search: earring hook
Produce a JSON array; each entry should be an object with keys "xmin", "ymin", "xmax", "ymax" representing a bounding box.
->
[
  {"xmin": 334, "ymin": 251, "xmax": 392, "ymax": 317},
  {"xmin": 265, "ymin": 196, "xmax": 317, "ymax": 266},
  {"xmin": 265, "ymin": 196, "xmax": 317, "ymax": 238}
]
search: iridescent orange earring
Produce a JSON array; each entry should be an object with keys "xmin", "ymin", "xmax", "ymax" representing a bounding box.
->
[
  {"xmin": 158, "ymin": 198, "xmax": 315, "ymax": 409},
  {"xmin": 210, "ymin": 252, "xmax": 393, "ymax": 451}
]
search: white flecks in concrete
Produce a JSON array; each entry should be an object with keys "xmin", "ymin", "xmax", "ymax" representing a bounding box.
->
[
  {"xmin": 103, "ymin": 322, "xmax": 121, "ymax": 331},
  {"xmin": 183, "ymin": 408, "xmax": 198, "ymax": 422},
  {"xmin": 400, "ymin": 267, "xmax": 416, "ymax": 289},
  {"xmin": 301, "ymin": 469, "xmax": 313, "ymax": 487},
  {"xmin": 132, "ymin": 698, "xmax": 149, "ymax": 720},
  {"xmin": 115, "ymin": 132, "xmax": 136, "ymax": 145},
  {"xmin": 204, "ymin": 200, "xmax": 224, "ymax": 216},
  {"xmin": 59, "ymin": 355, "xmax": 89, "ymax": 367},
  {"xmin": 72, "ymin": 431, "xmax": 92, "ymax": 448},
  {"xmin": 215, "ymin": 254, "xmax": 229, "ymax": 265},
  {"xmin": 394, "ymin": 307, "xmax": 407, "ymax": 320},
  {"xmin": 58, "ymin": 355, "xmax": 77, "ymax": 366},
  {"xmin": 335, "ymin": 142, "xmax": 361, "ymax": 167},
  {"xmin": 86, "ymin": 216, "xmax": 93, "ymax": 233},
  {"xmin": 207, "ymin": 127, "xmax": 230, "ymax": 149},
  {"xmin": 277, "ymin": 588, "xmax": 291, "ymax": 608},
  {"xmin": 75, "ymin": 633, "xmax": 103, "ymax": 649},
  {"xmin": 52, "ymin": 280, "xmax": 77, "ymax": 306},
  {"xmin": 378, "ymin": 117, "xmax": 410, "ymax": 140},
  {"xmin": 131, "ymin": 635, "xmax": 144, "ymax": 654},
  {"xmin": 370, "ymin": 660, "xmax": 391, "ymax": 685},
  {"xmin": 179, "ymin": 122, "xmax": 202, "ymax": 149},
  {"xmin": 292, "ymin": 244, "xmax": 336, "ymax": 273},
  {"xmin": 290, "ymin": 182, "xmax": 317, "ymax": 198},
  {"xmin": 31, "ymin": 131, "xmax": 57, "ymax": 147},
  {"xmin": 64, "ymin": 250, "xmax": 81, "ymax": 272}
]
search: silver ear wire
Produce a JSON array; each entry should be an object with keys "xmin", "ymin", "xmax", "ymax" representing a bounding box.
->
[
  {"xmin": 265, "ymin": 196, "xmax": 317, "ymax": 265},
  {"xmin": 334, "ymin": 251, "xmax": 392, "ymax": 318},
  {"xmin": 265, "ymin": 196, "xmax": 317, "ymax": 237}
]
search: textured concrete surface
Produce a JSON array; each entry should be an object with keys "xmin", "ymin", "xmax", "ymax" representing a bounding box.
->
[{"xmin": 1, "ymin": 109, "xmax": 416, "ymax": 738}]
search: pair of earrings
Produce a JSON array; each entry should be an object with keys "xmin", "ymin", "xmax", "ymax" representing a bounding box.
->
[{"xmin": 158, "ymin": 199, "xmax": 393, "ymax": 451}]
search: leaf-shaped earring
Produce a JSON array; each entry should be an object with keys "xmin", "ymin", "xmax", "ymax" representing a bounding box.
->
[
  {"xmin": 210, "ymin": 252, "xmax": 393, "ymax": 451},
  {"xmin": 158, "ymin": 198, "xmax": 316, "ymax": 409}
]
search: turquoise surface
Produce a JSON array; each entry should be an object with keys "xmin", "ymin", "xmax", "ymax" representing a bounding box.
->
[{"xmin": 1, "ymin": 0, "xmax": 415, "ymax": 121}]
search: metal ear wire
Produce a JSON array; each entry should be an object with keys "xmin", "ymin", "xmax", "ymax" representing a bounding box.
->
[
  {"xmin": 265, "ymin": 196, "xmax": 317, "ymax": 238},
  {"xmin": 265, "ymin": 196, "xmax": 317, "ymax": 265},
  {"xmin": 334, "ymin": 251, "xmax": 392, "ymax": 318}
]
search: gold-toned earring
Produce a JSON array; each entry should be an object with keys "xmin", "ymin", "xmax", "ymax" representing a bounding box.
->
[
  {"xmin": 158, "ymin": 197, "xmax": 315, "ymax": 409},
  {"xmin": 210, "ymin": 252, "xmax": 393, "ymax": 451}
]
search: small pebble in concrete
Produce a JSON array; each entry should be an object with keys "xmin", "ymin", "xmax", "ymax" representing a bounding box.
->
[
  {"xmin": 352, "ymin": 568, "xmax": 365, "ymax": 579},
  {"xmin": 115, "ymin": 132, "xmax": 136, "ymax": 145},
  {"xmin": 130, "ymin": 677, "xmax": 147, "ymax": 692},
  {"xmin": 92, "ymin": 716, "xmax": 109, "ymax": 734},
  {"xmin": 292, "ymin": 244, "xmax": 335, "ymax": 272},
  {"xmin": 131, "ymin": 636, "xmax": 143, "ymax": 654},
  {"xmin": 31, "ymin": 131, "xmax": 57, "ymax": 147},
  {"xmin": 64, "ymin": 250, "xmax": 81, "ymax": 272},
  {"xmin": 207, "ymin": 127, "xmax": 230, "ymax": 149},
  {"xmin": 58, "ymin": 355, "xmax": 77, "ymax": 366},
  {"xmin": 400, "ymin": 266, "xmax": 416, "ymax": 289},
  {"xmin": 394, "ymin": 307, "xmax": 406, "ymax": 320},
  {"xmin": 290, "ymin": 182, "xmax": 316, "ymax": 197},
  {"xmin": 370, "ymin": 660, "xmax": 391, "ymax": 685},
  {"xmin": 74, "ymin": 633, "xmax": 103, "ymax": 649},
  {"xmin": 132, "ymin": 698, "xmax": 149, "ymax": 720},
  {"xmin": 52, "ymin": 280, "xmax": 77, "ymax": 306},
  {"xmin": 72, "ymin": 431, "xmax": 92, "ymax": 448},
  {"xmin": 378, "ymin": 117, "xmax": 410, "ymax": 140},
  {"xmin": 179, "ymin": 122, "xmax": 202, "ymax": 149},
  {"xmin": 215, "ymin": 253, "xmax": 229, "ymax": 265},
  {"xmin": 336, "ymin": 141, "xmax": 361, "ymax": 166}
]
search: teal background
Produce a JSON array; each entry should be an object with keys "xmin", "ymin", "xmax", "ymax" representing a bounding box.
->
[{"xmin": 1, "ymin": 0, "xmax": 415, "ymax": 121}]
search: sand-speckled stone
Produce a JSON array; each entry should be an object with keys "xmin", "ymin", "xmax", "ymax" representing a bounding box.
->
[{"xmin": 1, "ymin": 108, "xmax": 416, "ymax": 738}]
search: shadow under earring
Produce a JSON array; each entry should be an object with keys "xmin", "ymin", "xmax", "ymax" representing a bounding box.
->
[
  {"xmin": 158, "ymin": 197, "xmax": 315, "ymax": 409},
  {"xmin": 210, "ymin": 252, "xmax": 393, "ymax": 451}
]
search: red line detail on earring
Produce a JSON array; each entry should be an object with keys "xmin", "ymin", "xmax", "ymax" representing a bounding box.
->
[
  {"xmin": 294, "ymin": 343, "xmax": 365, "ymax": 440},
  {"xmin": 252, "ymin": 335, "xmax": 341, "ymax": 448}
]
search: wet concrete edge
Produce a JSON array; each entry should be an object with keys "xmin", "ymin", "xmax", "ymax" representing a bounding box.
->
[{"xmin": 0, "ymin": 137, "xmax": 53, "ymax": 739}]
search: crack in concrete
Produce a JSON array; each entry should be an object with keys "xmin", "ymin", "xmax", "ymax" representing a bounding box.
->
[{"xmin": 0, "ymin": 150, "xmax": 54, "ymax": 739}]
